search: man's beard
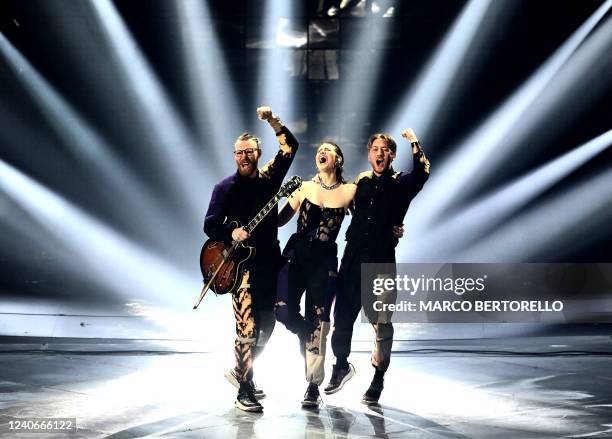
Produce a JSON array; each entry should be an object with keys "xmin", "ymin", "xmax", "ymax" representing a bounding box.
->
[{"xmin": 238, "ymin": 161, "xmax": 257, "ymax": 177}]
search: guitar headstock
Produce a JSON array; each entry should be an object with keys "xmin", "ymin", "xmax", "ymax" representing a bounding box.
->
[{"xmin": 280, "ymin": 175, "xmax": 302, "ymax": 197}]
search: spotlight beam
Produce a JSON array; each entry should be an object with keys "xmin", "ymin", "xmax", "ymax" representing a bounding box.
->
[
  {"xmin": 386, "ymin": 0, "xmax": 495, "ymax": 141},
  {"xmin": 256, "ymin": 0, "xmax": 295, "ymax": 124},
  {"xmin": 89, "ymin": 0, "xmax": 207, "ymax": 222},
  {"xmin": 457, "ymin": 167, "xmax": 612, "ymax": 262},
  {"xmin": 175, "ymin": 0, "xmax": 246, "ymax": 176},
  {"xmin": 406, "ymin": 0, "xmax": 612, "ymax": 233},
  {"xmin": 333, "ymin": 7, "xmax": 395, "ymax": 150},
  {"xmin": 0, "ymin": 159, "xmax": 199, "ymax": 307},
  {"xmin": 400, "ymin": 129, "xmax": 612, "ymax": 261},
  {"xmin": 0, "ymin": 32, "xmax": 173, "ymax": 234}
]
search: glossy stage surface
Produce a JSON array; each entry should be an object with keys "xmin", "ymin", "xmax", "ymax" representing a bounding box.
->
[{"xmin": 1, "ymin": 334, "xmax": 611, "ymax": 438}]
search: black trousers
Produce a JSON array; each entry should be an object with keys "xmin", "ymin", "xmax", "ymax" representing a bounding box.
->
[
  {"xmin": 331, "ymin": 247, "xmax": 395, "ymax": 372},
  {"xmin": 275, "ymin": 237, "xmax": 338, "ymax": 384}
]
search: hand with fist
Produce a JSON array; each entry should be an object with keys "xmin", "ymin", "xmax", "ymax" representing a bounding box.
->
[
  {"xmin": 257, "ymin": 106, "xmax": 273, "ymax": 121},
  {"xmin": 258, "ymin": 105, "xmax": 284, "ymax": 131},
  {"xmin": 401, "ymin": 128, "xmax": 418, "ymax": 143},
  {"xmin": 392, "ymin": 225, "xmax": 405, "ymax": 238}
]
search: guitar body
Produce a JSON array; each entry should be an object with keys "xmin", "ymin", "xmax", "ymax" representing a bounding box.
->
[
  {"xmin": 200, "ymin": 223, "xmax": 255, "ymax": 295},
  {"xmin": 196, "ymin": 176, "xmax": 301, "ymax": 305}
]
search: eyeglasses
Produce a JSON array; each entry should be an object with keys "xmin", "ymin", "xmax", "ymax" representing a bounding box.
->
[{"xmin": 234, "ymin": 148, "xmax": 257, "ymax": 157}]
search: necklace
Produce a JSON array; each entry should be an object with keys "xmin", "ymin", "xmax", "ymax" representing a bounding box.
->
[{"xmin": 318, "ymin": 176, "xmax": 341, "ymax": 190}]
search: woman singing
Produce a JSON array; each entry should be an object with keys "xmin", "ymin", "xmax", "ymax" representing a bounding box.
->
[{"xmin": 275, "ymin": 141, "xmax": 355, "ymax": 407}]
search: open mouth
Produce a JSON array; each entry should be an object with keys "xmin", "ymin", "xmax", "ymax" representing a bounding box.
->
[
  {"xmin": 241, "ymin": 161, "xmax": 251, "ymax": 168},
  {"xmin": 376, "ymin": 159, "xmax": 384, "ymax": 166},
  {"xmin": 319, "ymin": 156, "xmax": 327, "ymax": 164}
]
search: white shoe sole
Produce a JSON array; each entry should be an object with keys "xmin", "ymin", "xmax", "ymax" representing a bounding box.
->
[
  {"xmin": 301, "ymin": 398, "xmax": 321, "ymax": 408},
  {"xmin": 235, "ymin": 400, "xmax": 263, "ymax": 412},
  {"xmin": 361, "ymin": 398, "xmax": 380, "ymax": 406},
  {"xmin": 225, "ymin": 371, "xmax": 266, "ymax": 399},
  {"xmin": 323, "ymin": 364, "xmax": 356, "ymax": 395}
]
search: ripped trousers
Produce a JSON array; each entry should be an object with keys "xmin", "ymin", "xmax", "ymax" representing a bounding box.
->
[
  {"xmin": 232, "ymin": 269, "xmax": 276, "ymax": 384},
  {"xmin": 275, "ymin": 239, "xmax": 338, "ymax": 385}
]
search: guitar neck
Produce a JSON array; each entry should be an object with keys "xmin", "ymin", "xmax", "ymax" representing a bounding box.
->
[{"xmin": 245, "ymin": 191, "xmax": 283, "ymax": 234}]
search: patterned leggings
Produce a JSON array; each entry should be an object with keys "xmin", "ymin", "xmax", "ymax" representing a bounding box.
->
[{"xmin": 232, "ymin": 270, "xmax": 275, "ymax": 384}]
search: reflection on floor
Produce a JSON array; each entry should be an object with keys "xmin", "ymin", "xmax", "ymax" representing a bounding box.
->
[{"xmin": 0, "ymin": 335, "xmax": 611, "ymax": 438}]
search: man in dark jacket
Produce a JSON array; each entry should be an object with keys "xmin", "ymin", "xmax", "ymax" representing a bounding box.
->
[
  {"xmin": 324, "ymin": 128, "xmax": 430, "ymax": 404},
  {"xmin": 203, "ymin": 107, "xmax": 299, "ymax": 412}
]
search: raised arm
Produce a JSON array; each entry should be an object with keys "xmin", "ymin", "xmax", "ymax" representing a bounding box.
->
[
  {"xmin": 257, "ymin": 106, "xmax": 299, "ymax": 187},
  {"xmin": 398, "ymin": 128, "xmax": 430, "ymax": 193},
  {"xmin": 391, "ymin": 128, "xmax": 431, "ymax": 229}
]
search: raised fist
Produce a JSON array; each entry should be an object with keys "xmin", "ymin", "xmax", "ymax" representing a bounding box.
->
[
  {"xmin": 401, "ymin": 128, "xmax": 418, "ymax": 143},
  {"xmin": 392, "ymin": 225, "xmax": 404, "ymax": 238},
  {"xmin": 257, "ymin": 106, "xmax": 273, "ymax": 121}
]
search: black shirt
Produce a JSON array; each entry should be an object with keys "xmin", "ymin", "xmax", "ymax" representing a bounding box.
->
[{"xmin": 344, "ymin": 142, "xmax": 430, "ymax": 264}]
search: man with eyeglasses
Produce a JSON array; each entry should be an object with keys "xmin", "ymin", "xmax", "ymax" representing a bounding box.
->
[
  {"xmin": 204, "ymin": 106, "xmax": 299, "ymax": 412},
  {"xmin": 324, "ymin": 129, "xmax": 430, "ymax": 405}
]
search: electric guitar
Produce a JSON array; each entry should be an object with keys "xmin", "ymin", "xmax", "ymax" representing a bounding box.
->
[{"xmin": 195, "ymin": 176, "xmax": 302, "ymax": 308}]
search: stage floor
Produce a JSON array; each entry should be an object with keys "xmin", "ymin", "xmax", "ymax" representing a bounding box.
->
[{"xmin": 1, "ymin": 335, "xmax": 611, "ymax": 438}]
